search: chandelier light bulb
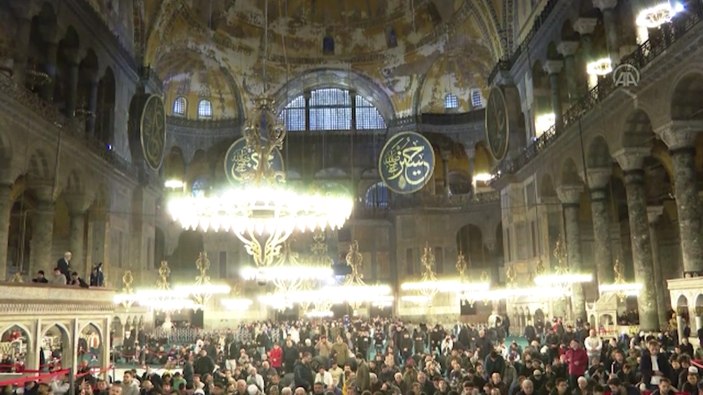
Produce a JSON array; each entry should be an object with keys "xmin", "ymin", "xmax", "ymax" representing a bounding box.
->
[{"xmin": 636, "ymin": 2, "xmax": 684, "ymax": 28}]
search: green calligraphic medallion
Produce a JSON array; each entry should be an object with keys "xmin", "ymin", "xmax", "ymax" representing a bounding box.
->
[
  {"xmin": 139, "ymin": 95, "xmax": 166, "ymax": 170},
  {"xmin": 223, "ymin": 137, "xmax": 285, "ymax": 185},
  {"xmin": 485, "ymin": 86, "xmax": 509, "ymax": 161},
  {"xmin": 378, "ymin": 132, "xmax": 435, "ymax": 194}
]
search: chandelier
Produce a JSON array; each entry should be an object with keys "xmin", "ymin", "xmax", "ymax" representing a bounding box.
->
[
  {"xmin": 598, "ymin": 258, "xmax": 642, "ymax": 301},
  {"xmin": 173, "ymin": 252, "xmax": 231, "ymax": 307},
  {"xmin": 138, "ymin": 261, "xmax": 203, "ymax": 312},
  {"xmin": 113, "ymin": 270, "xmax": 137, "ymax": 310},
  {"xmin": 636, "ymin": 2, "xmax": 684, "ymax": 28},
  {"xmin": 533, "ymin": 239, "xmax": 592, "ymax": 287},
  {"xmin": 166, "ymin": 0, "xmax": 353, "ymax": 269}
]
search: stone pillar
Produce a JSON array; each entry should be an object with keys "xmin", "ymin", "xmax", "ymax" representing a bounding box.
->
[
  {"xmin": 614, "ymin": 149, "xmax": 659, "ymax": 331},
  {"xmin": 557, "ymin": 185, "xmax": 587, "ymax": 321},
  {"xmin": 69, "ymin": 211, "xmax": 86, "ymax": 276},
  {"xmin": 557, "ymin": 41, "xmax": 580, "ymax": 105},
  {"xmin": 64, "ymin": 56, "xmax": 80, "ymax": 117},
  {"xmin": 11, "ymin": 6, "xmax": 32, "ymax": 87},
  {"xmin": 41, "ymin": 41, "xmax": 59, "ymax": 101},
  {"xmin": 441, "ymin": 150, "xmax": 450, "ymax": 197},
  {"xmin": 543, "ymin": 61, "xmax": 564, "ymax": 127},
  {"xmin": 0, "ymin": 183, "xmax": 12, "ymax": 281},
  {"xmin": 660, "ymin": 124, "xmax": 703, "ymax": 275},
  {"xmin": 647, "ymin": 205, "xmax": 668, "ymax": 330},
  {"xmin": 29, "ymin": 200, "xmax": 55, "ymax": 276},
  {"xmin": 586, "ymin": 167, "xmax": 614, "ymax": 285},
  {"xmin": 573, "ymin": 18, "xmax": 598, "ymax": 95},
  {"xmin": 85, "ymin": 74, "xmax": 100, "ymax": 136},
  {"xmin": 593, "ymin": 0, "xmax": 620, "ymax": 63}
]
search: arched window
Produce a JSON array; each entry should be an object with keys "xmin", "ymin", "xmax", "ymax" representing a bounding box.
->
[
  {"xmin": 198, "ymin": 99, "xmax": 212, "ymax": 119},
  {"xmin": 191, "ymin": 177, "xmax": 208, "ymax": 197},
  {"xmin": 444, "ymin": 93, "xmax": 459, "ymax": 110},
  {"xmin": 364, "ymin": 182, "xmax": 389, "ymax": 209},
  {"xmin": 280, "ymin": 88, "xmax": 386, "ymax": 131},
  {"xmin": 173, "ymin": 96, "xmax": 187, "ymax": 116}
]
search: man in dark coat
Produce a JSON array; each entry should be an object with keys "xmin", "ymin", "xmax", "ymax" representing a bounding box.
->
[
  {"xmin": 640, "ymin": 340, "xmax": 673, "ymax": 389},
  {"xmin": 294, "ymin": 352, "xmax": 314, "ymax": 392}
]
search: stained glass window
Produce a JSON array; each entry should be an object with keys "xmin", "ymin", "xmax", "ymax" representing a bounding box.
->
[
  {"xmin": 364, "ymin": 182, "xmax": 389, "ymax": 209},
  {"xmin": 444, "ymin": 93, "xmax": 459, "ymax": 109},
  {"xmin": 471, "ymin": 89, "xmax": 484, "ymax": 108},
  {"xmin": 198, "ymin": 99, "xmax": 212, "ymax": 119}
]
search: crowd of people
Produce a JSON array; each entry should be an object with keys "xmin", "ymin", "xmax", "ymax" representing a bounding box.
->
[
  {"xmin": 28, "ymin": 251, "xmax": 104, "ymax": 287},
  {"xmin": 94, "ymin": 317, "xmax": 703, "ymax": 395},
  {"xmin": 6, "ymin": 315, "xmax": 703, "ymax": 395}
]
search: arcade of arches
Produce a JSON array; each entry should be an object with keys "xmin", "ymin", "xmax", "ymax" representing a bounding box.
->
[{"xmin": 1, "ymin": 0, "xmax": 703, "ymax": 374}]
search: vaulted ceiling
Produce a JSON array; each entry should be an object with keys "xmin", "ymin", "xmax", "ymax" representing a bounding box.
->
[{"xmin": 125, "ymin": 0, "xmax": 515, "ymax": 119}]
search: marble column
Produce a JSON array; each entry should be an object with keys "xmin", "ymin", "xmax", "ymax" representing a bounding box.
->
[
  {"xmin": 660, "ymin": 124, "xmax": 703, "ymax": 274},
  {"xmin": 557, "ymin": 41, "xmax": 580, "ymax": 105},
  {"xmin": 647, "ymin": 205, "xmax": 668, "ymax": 330},
  {"xmin": 11, "ymin": 4, "xmax": 32, "ymax": 87},
  {"xmin": 349, "ymin": 89, "xmax": 357, "ymax": 131},
  {"xmin": 303, "ymin": 91, "xmax": 311, "ymax": 130},
  {"xmin": 69, "ymin": 211, "xmax": 86, "ymax": 276},
  {"xmin": 543, "ymin": 60, "xmax": 564, "ymax": 127},
  {"xmin": 85, "ymin": 74, "xmax": 99, "ymax": 136},
  {"xmin": 557, "ymin": 185, "xmax": 587, "ymax": 321},
  {"xmin": 593, "ymin": 0, "xmax": 620, "ymax": 63},
  {"xmin": 29, "ymin": 200, "xmax": 55, "ymax": 276},
  {"xmin": 41, "ymin": 40, "xmax": 59, "ymax": 101},
  {"xmin": 573, "ymin": 18, "xmax": 598, "ymax": 95},
  {"xmin": 0, "ymin": 183, "xmax": 12, "ymax": 281},
  {"xmin": 441, "ymin": 150, "xmax": 450, "ymax": 197},
  {"xmin": 614, "ymin": 149, "xmax": 659, "ymax": 330},
  {"xmin": 64, "ymin": 58, "xmax": 80, "ymax": 117},
  {"xmin": 587, "ymin": 167, "xmax": 614, "ymax": 285}
]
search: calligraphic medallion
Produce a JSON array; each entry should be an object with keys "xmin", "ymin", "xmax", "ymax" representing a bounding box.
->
[
  {"xmin": 485, "ymin": 86, "xmax": 509, "ymax": 161},
  {"xmin": 139, "ymin": 95, "xmax": 166, "ymax": 170},
  {"xmin": 224, "ymin": 137, "xmax": 284, "ymax": 185},
  {"xmin": 378, "ymin": 132, "xmax": 435, "ymax": 194}
]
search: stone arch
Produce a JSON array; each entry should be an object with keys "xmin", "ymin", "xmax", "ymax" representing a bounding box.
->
[
  {"xmin": 56, "ymin": 26, "xmax": 81, "ymax": 113},
  {"xmin": 272, "ymin": 68, "xmax": 395, "ymax": 122},
  {"xmin": 42, "ymin": 323, "xmax": 72, "ymax": 370},
  {"xmin": 0, "ymin": 323, "xmax": 33, "ymax": 367},
  {"xmin": 364, "ymin": 182, "xmax": 389, "ymax": 209},
  {"xmin": 64, "ymin": 169, "xmax": 84, "ymax": 195},
  {"xmin": 670, "ymin": 72, "xmax": 703, "ymax": 120},
  {"xmin": 560, "ymin": 158, "xmax": 583, "ymax": 186},
  {"xmin": 163, "ymin": 146, "xmax": 186, "ymax": 183},
  {"xmin": 539, "ymin": 173, "xmax": 557, "ymax": 198},
  {"xmin": 448, "ymin": 171, "xmax": 472, "ymax": 195},
  {"xmin": 456, "ymin": 223, "xmax": 489, "ymax": 269},
  {"xmin": 27, "ymin": 149, "xmax": 51, "ymax": 180},
  {"xmin": 95, "ymin": 67, "xmax": 116, "ymax": 145},
  {"xmin": 78, "ymin": 323, "xmax": 102, "ymax": 366},
  {"xmin": 110, "ymin": 316, "xmax": 123, "ymax": 346},
  {"xmin": 185, "ymin": 149, "xmax": 210, "ymax": 192},
  {"xmin": 77, "ymin": 49, "xmax": 99, "ymax": 111},
  {"xmin": 586, "ymin": 135, "xmax": 612, "ymax": 169},
  {"xmin": 620, "ymin": 109, "xmax": 656, "ymax": 149}
]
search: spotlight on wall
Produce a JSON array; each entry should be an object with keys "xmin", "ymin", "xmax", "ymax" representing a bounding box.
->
[
  {"xmin": 164, "ymin": 179, "xmax": 185, "ymax": 189},
  {"xmin": 473, "ymin": 173, "xmax": 493, "ymax": 183}
]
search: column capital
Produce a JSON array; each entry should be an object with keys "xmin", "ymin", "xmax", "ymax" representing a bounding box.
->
[
  {"xmin": 27, "ymin": 178, "xmax": 56, "ymax": 202},
  {"xmin": 543, "ymin": 60, "xmax": 564, "ymax": 75},
  {"xmin": 573, "ymin": 18, "xmax": 598, "ymax": 35},
  {"xmin": 556, "ymin": 184, "xmax": 583, "ymax": 205},
  {"xmin": 557, "ymin": 41, "xmax": 580, "ymax": 57},
  {"xmin": 613, "ymin": 148, "xmax": 649, "ymax": 171},
  {"xmin": 64, "ymin": 194, "xmax": 91, "ymax": 215},
  {"xmin": 592, "ymin": 0, "xmax": 617, "ymax": 11},
  {"xmin": 647, "ymin": 205, "xmax": 663, "ymax": 224},
  {"xmin": 655, "ymin": 120, "xmax": 703, "ymax": 151},
  {"xmin": 585, "ymin": 167, "xmax": 612, "ymax": 190}
]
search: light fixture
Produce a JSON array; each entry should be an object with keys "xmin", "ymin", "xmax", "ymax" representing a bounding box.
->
[
  {"xmin": 473, "ymin": 173, "xmax": 493, "ymax": 183},
  {"xmin": 113, "ymin": 270, "xmax": 137, "ymax": 310},
  {"xmin": 173, "ymin": 252, "xmax": 231, "ymax": 307},
  {"xmin": 535, "ymin": 113, "xmax": 556, "ymax": 138},
  {"xmin": 257, "ymin": 284, "xmax": 392, "ymax": 308},
  {"xmin": 599, "ymin": 258, "xmax": 642, "ymax": 300},
  {"xmin": 240, "ymin": 265, "xmax": 334, "ymax": 282},
  {"xmin": 401, "ymin": 295, "xmax": 432, "ymax": 303},
  {"xmin": 220, "ymin": 297, "xmax": 254, "ymax": 311},
  {"xmin": 533, "ymin": 273, "xmax": 593, "ymax": 286},
  {"xmin": 400, "ymin": 279, "xmax": 490, "ymax": 293},
  {"xmin": 482, "ymin": 286, "xmax": 570, "ymax": 301},
  {"xmin": 164, "ymin": 179, "xmax": 185, "ymax": 189},
  {"xmin": 586, "ymin": 58, "xmax": 613, "ymax": 76},
  {"xmin": 305, "ymin": 309, "xmax": 334, "ymax": 318},
  {"xmin": 636, "ymin": 2, "xmax": 684, "ymax": 28},
  {"xmin": 166, "ymin": 0, "xmax": 354, "ymax": 269}
]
